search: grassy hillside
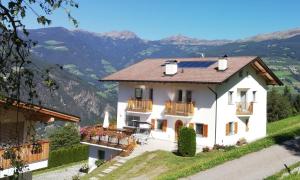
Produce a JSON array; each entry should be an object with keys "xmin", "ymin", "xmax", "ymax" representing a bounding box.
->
[{"xmin": 83, "ymin": 115, "xmax": 300, "ymax": 180}]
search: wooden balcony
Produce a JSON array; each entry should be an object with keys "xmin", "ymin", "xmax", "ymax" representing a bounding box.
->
[
  {"xmin": 0, "ymin": 141, "xmax": 49, "ymax": 170},
  {"xmin": 236, "ymin": 102, "xmax": 253, "ymax": 115},
  {"xmin": 127, "ymin": 99, "xmax": 152, "ymax": 113},
  {"xmin": 165, "ymin": 101, "xmax": 195, "ymax": 116}
]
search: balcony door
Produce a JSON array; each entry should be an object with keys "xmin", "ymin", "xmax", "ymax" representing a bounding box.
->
[{"xmin": 240, "ymin": 91, "xmax": 247, "ymax": 111}]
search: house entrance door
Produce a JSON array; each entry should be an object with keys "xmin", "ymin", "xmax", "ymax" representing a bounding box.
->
[{"xmin": 175, "ymin": 120, "xmax": 183, "ymax": 140}]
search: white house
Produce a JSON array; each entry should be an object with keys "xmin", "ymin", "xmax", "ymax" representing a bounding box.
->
[
  {"xmin": 101, "ymin": 56, "xmax": 282, "ymax": 148},
  {"xmin": 0, "ymin": 100, "xmax": 80, "ymax": 178}
]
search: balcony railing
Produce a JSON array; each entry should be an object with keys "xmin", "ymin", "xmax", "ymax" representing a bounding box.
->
[
  {"xmin": 165, "ymin": 101, "xmax": 195, "ymax": 116},
  {"xmin": 127, "ymin": 99, "xmax": 153, "ymax": 112},
  {"xmin": 236, "ymin": 102, "xmax": 253, "ymax": 115},
  {"xmin": 0, "ymin": 141, "xmax": 49, "ymax": 170}
]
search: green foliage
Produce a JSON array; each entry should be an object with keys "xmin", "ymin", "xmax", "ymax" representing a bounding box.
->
[
  {"xmin": 178, "ymin": 127, "xmax": 196, "ymax": 157},
  {"xmin": 267, "ymin": 88, "xmax": 294, "ymax": 122},
  {"xmin": 294, "ymin": 94, "xmax": 300, "ymax": 112},
  {"xmin": 48, "ymin": 144, "xmax": 88, "ymax": 168},
  {"xmin": 48, "ymin": 123, "xmax": 80, "ymax": 151},
  {"xmin": 95, "ymin": 159, "xmax": 105, "ymax": 167}
]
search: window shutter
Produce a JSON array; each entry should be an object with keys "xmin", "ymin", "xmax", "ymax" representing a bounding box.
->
[
  {"xmin": 226, "ymin": 123, "xmax": 230, "ymax": 136},
  {"xmin": 151, "ymin": 119, "xmax": 155, "ymax": 130},
  {"xmin": 203, "ymin": 124, "xmax": 208, "ymax": 137},
  {"xmin": 162, "ymin": 120, "xmax": 167, "ymax": 132},
  {"xmin": 234, "ymin": 122, "xmax": 238, "ymax": 134},
  {"xmin": 188, "ymin": 123, "xmax": 194, "ymax": 129}
]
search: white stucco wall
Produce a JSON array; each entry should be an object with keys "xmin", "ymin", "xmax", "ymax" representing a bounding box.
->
[
  {"xmin": 0, "ymin": 160, "xmax": 48, "ymax": 178},
  {"xmin": 215, "ymin": 65, "xmax": 267, "ymax": 145},
  {"xmin": 117, "ymin": 64, "xmax": 268, "ymax": 147},
  {"xmin": 118, "ymin": 82, "xmax": 217, "ymax": 147}
]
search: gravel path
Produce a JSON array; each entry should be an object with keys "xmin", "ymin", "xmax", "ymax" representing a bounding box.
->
[
  {"xmin": 184, "ymin": 138, "xmax": 300, "ymax": 180},
  {"xmin": 33, "ymin": 163, "xmax": 85, "ymax": 180}
]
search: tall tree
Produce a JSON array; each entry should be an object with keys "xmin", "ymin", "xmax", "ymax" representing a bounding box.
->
[{"xmin": 0, "ymin": 0, "xmax": 78, "ymax": 177}]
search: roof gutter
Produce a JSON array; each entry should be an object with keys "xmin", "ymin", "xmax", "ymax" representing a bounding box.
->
[{"xmin": 208, "ymin": 86, "xmax": 218, "ymax": 145}]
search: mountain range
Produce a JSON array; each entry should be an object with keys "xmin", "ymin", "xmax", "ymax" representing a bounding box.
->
[{"xmin": 27, "ymin": 27, "xmax": 300, "ymax": 125}]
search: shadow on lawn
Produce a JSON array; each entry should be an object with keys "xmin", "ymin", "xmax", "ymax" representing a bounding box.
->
[{"xmin": 272, "ymin": 128, "xmax": 300, "ymax": 156}]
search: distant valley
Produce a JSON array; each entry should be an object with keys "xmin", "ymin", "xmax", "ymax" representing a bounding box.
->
[{"xmin": 28, "ymin": 27, "xmax": 300, "ymax": 125}]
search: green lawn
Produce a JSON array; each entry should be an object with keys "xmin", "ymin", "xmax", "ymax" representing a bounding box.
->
[
  {"xmin": 84, "ymin": 115, "xmax": 300, "ymax": 180},
  {"xmin": 265, "ymin": 161, "xmax": 300, "ymax": 180}
]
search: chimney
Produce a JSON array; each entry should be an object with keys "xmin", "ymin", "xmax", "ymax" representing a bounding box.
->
[
  {"xmin": 165, "ymin": 60, "xmax": 178, "ymax": 75},
  {"xmin": 218, "ymin": 55, "xmax": 228, "ymax": 71}
]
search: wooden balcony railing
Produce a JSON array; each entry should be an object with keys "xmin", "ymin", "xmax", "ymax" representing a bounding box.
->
[
  {"xmin": 236, "ymin": 102, "xmax": 253, "ymax": 115},
  {"xmin": 165, "ymin": 101, "xmax": 195, "ymax": 116},
  {"xmin": 0, "ymin": 141, "xmax": 49, "ymax": 170},
  {"xmin": 127, "ymin": 99, "xmax": 152, "ymax": 112}
]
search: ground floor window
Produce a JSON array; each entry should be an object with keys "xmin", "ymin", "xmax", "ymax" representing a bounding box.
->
[
  {"xmin": 226, "ymin": 122, "xmax": 238, "ymax": 136},
  {"xmin": 195, "ymin": 123, "xmax": 208, "ymax": 137},
  {"xmin": 156, "ymin": 119, "xmax": 164, "ymax": 131},
  {"xmin": 126, "ymin": 115, "xmax": 140, "ymax": 127},
  {"xmin": 98, "ymin": 150, "xmax": 105, "ymax": 160}
]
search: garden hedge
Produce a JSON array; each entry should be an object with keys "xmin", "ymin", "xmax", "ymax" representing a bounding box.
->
[
  {"xmin": 178, "ymin": 127, "xmax": 196, "ymax": 157},
  {"xmin": 48, "ymin": 144, "xmax": 88, "ymax": 168}
]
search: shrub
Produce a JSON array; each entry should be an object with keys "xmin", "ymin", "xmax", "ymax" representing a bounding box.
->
[
  {"xmin": 95, "ymin": 159, "xmax": 105, "ymax": 167},
  {"xmin": 202, "ymin": 147, "xmax": 210, "ymax": 152},
  {"xmin": 48, "ymin": 144, "xmax": 88, "ymax": 168},
  {"xmin": 48, "ymin": 123, "xmax": 80, "ymax": 151},
  {"xmin": 178, "ymin": 127, "xmax": 196, "ymax": 157},
  {"xmin": 79, "ymin": 164, "xmax": 89, "ymax": 173}
]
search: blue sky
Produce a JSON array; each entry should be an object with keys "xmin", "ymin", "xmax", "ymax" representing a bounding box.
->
[{"xmin": 24, "ymin": 0, "xmax": 300, "ymax": 40}]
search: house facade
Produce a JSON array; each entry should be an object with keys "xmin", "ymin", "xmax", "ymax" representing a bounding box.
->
[
  {"xmin": 101, "ymin": 56, "xmax": 282, "ymax": 148},
  {"xmin": 0, "ymin": 100, "xmax": 80, "ymax": 178}
]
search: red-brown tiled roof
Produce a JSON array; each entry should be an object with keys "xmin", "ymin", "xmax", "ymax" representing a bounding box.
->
[{"xmin": 101, "ymin": 56, "xmax": 282, "ymax": 85}]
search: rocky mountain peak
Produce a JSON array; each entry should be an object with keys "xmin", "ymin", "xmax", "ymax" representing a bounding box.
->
[{"xmin": 101, "ymin": 31, "xmax": 139, "ymax": 40}]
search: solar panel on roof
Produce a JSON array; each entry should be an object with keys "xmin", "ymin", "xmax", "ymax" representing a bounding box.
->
[{"xmin": 178, "ymin": 61, "xmax": 216, "ymax": 68}]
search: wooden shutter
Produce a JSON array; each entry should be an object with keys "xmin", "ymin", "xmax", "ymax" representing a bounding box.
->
[
  {"xmin": 226, "ymin": 123, "xmax": 230, "ymax": 136},
  {"xmin": 203, "ymin": 124, "xmax": 208, "ymax": 137},
  {"xmin": 151, "ymin": 119, "xmax": 156, "ymax": 130},
  {"xmin": 188, "ymin": 123, "xmax": 194, "ymax": 129},
  {"xmin": 162, "ymin": 120, "xmax": 167, "ymax": 132},
  {"xmin": 234, "ymin": 122, "xmax": 238, "ymax": 134}
]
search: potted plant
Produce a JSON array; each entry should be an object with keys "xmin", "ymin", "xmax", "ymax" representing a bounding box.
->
[
  {"xmin": 31, "ymin": 142, "xmax": 42, "ymax": 154},
  {"xmin": 79, "ymin": 164, "xmax": 89, "ymax": 173}
]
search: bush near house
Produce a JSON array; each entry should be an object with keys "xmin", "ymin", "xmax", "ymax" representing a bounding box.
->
[
  {"xmin": 178, "ymin": 127, "xmax": 196, "ymax": 157},
  {"xmin": 48, "ymin": 123, "xmax": 81, "ymax": 151},
  {"xmin": 48, "ymin": 144, "xmax": 88, "ymax": 168}
]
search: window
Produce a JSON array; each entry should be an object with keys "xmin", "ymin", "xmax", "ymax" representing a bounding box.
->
[
  {"xmin": 252, "ymin": 91, "xmax": 256, "ymax": 102},
  {"xmin": 226, "ymin": 122, "xmax": 238, "ymax": 136},
  {"xmin": 156, "ymin": 119, "xmax": 164, "ymax": 131},
  {"xmin": 195, "ymin": 123, "xmax": 208, "ymax": 137},
  {"xmin": 186, "ymin": 90, "xmax": 192, "ymax": 103},
  {"xmin": 195, "ymin": 123, "xmax": 203, "ymax": 135},
  {"xmin": 177, "ymin": 90, "xmax": 183, "ymax": 102},
  {"xmin": 228, "ymin": 91, "xmax": 233, "ymax": 104},
  {"xmin": 149, "ymin": 88, "xmax": 153, "ymax": 100},
  {"xmin": 229, "ymin": 122, "xmax": 234, "ymax": 135},
  {"xmin": 135, "ymin": 88, "xmax": 143, "ymax": 99},
  {"xmin": 98, "ymin": 150, "xmax": 105, "ymax": 160},
  {"xmin": 126, "ymin": 115, "xmax": 140, "ymax": 127}
]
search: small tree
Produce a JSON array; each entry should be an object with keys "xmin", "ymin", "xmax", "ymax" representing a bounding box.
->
[
  {"xmin": 178, "ymin": 127, "xmax": 196, "ymax": 157},
  {"xmin": 49, "ymin": 123, "xmax": 80, "ymax": 151},
  {"xmin": 294, "ymin": 94, "xmax": 300, "ymax": 113},
  {"xmin": 267, "ymin": 88, "xmax": 293, "ymax": 122}
]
